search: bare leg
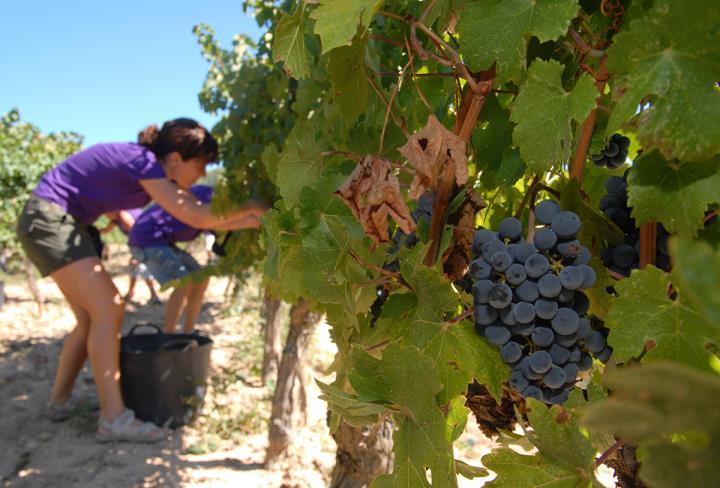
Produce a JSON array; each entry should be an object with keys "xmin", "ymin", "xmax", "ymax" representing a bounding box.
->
[
  {"xmin": 50, "ymin": 257, "xmax": 126, "ymax": 421},
  {"xmin": 125, "ymin": 275, "xmax": 137, "ymax": 301},
  {"xmin": 146, "ymin": 278, "xmax": 161, "ymax": 303},
  {"xmin": 49, "ymin": 297, "xmax": 90, "ymax": 404},
  {"xmin": 124, "ymin": 257, "xmax": 137, "ymax": 301},
  {"xmin": 182, "ymin": 278, "xmax": 210, "ymax": 333},
  {"xmin": 164, "ymin": 285, "xmax": 190, "ymax": 333}
]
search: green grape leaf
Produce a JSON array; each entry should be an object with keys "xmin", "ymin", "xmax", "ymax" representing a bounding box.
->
[
  {"xmin": 399, "ymin": 244, "xmax": 458, "ymax": 332},
  {"xmin": 350, "ymin": 345, "xmax": 454, "ymax": 486},
  {"xmin": 316, "ymin": 380, "xmax": 385, "ymax": 426},
  {"xmin": 272, "ymin": 6, "xmax": 312, "ymax": 79},
  {"xmin": 559, "ymin": 178, "xmax": 625, "ymax": 247},
  {"xmin": 473, "ymin": 93, "xmax": 513, "ymax": 173},
  {"xmin": 260, "ymin": 207, "xmax": 306, "ymax": 303},
  {"xmin": 605, "ymin": 266, "xmax": 720, "ymax": 371},
  {"xmin": 670, "ymin": 237, "xmax": 720, "ymax": 328},
  {"xmin": 455, "ymin": 459, "xmax": 489, "ymax": 480},
  {"xmin": 510, "ymin": 61, "xmax": 597, "ymax": 172},
  {"xmin": 276, "ymin": 121, "xmax": 327, "ymax": 208},
  {"xmin": 423, "ymin": 320, "xmax": 509, "ymax": 405},
  {"xmin": 582, "ymin": 362, "xmax": 720, "ymax": 488},
  {"xmin": 310, "ymin": 0, "xmax": 382, "ymax": 54},
  {"xmin": 626, "ymin": 150, "xmax": 720, "ymax": 236},
  {"xmin": 606, "ymin": 0, "xmax": 720, "ymax": 161},
  {"xmin": 457, "ymin": 0, "xmax": 579, "ymax": 83},
  {"xmin": 327, "ymin": 36, "xmax": 369, "ymax": 128},
  {"xmin": 261, "ymin": 143, "xmax": 281, "ymax": 186},
  {"xmin": 494, "ymin": 148, "xmax": 526, "ymax": 188},
  {"xmin": 483, "ymin": 399, "xmax": 600, "ymax": 487}
]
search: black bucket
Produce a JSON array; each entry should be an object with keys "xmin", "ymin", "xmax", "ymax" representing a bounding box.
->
[{"xmin": 120, "ymin": 324, "xmax": 213, "ymax": 428}]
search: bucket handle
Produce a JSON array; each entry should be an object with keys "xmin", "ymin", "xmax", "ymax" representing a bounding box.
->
[
  {"xmin": 126, "ymin": 323, "xmax": 163, "ymax": 336},
  {"xmin": 160, "ymin": 338, "xmax": 199, "ymax": 352}
]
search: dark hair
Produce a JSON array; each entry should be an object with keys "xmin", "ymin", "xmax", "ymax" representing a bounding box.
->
[{"xmin": 138, "ymin": 118, "xmax": 218, "ymax": 163}]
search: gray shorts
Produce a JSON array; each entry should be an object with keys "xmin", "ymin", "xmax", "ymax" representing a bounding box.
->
[
  {"xmin": 130, "ymin": 246, "xmax": 200, "ymax": 285},
  {"xmin": 16, "ymin": 195, "xmax": 98, "ymax": 276}
]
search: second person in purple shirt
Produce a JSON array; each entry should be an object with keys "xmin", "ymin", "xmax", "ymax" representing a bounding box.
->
[{"xmin": 129, "ymin": 185, "xmax": 220, "ymax": 333}]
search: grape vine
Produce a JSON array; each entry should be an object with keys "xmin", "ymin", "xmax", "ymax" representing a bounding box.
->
[{"xmin": 205, "ymin": 0, "xmax": 720, "ymax": 485}]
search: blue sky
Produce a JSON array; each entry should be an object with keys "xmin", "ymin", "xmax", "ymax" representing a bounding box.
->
[{"xmin": 0, "ymin": 0, "xmax": 263, "ymax": 147}]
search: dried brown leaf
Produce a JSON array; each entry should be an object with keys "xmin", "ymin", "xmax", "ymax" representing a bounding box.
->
[
  {"xmin": 442, "ymin": 191, "xmax": 486, "ymax": 281},
  {"xmin": 397, "ymin": 115, "xmax": 468, "ymax": 199},
  {"xmin": 335, "ymin": 156, "xmax": 415, "ymax": 246}
]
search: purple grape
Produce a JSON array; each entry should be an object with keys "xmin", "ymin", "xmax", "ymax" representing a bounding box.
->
[
  {"xmin": 551, "ymin": 308, "xmax": 580, "ymax": 335},
  {"xmin": 535, "ymin": 299, "xmax": 558, "ymax": 320},
  {"xmin": 509, "ymin": 371, "xmax": 529, "ymax": 392},
  {"xmin": 578, "ymin": 265, "xmax": 597, "ymax": 288},
  {"xmin": 501, "ymin": 341, "xmax": 523, "ymax": 363},
  {"xmin": 474, "ymin": 303, "xmax": 498, "ymax": 325},
  {"xmin": 513, "ymin": 302, "xmax": 536, "ymax": 324},
  {"xmin": 522, "ymin": 385, "xmax": 543, "ymax": 400},
  {"xmin": 549, "ymin": 344, "xmax": 570, "ymax": 365},
  {"xmin": 531, "ymin": 327, "xmax": 554, "ymax": 347},
  {"xmin": 529, "ymin": 351, "xmax": 553, "ymax": 374},
  {"xmin": 559, "ymin": 266, "xmax": 584, "ymax": 290},
  {"xmin": 535, "ymin": 200, "xmax": 561, "ymax": 225},
  {"xmin": 505, "ymin": 263, "xmax": 527, "ymax": 285},
  {"xmin": 488, "ymin": 283, "xmax": 513, "ymax": 309},
  {"xmin": 484, "ymin": 325, "xmax": 511, "ymax": 346},
  {"xmin": 470, "ymin": 258, "xmax": 492, "ymax": 280},
  {"xmin": 563, "ymin": 362, "xmax": 579, "ymax": 382},
  {"xmin": 585, "ymin": 331, "xmax": 606, "ymax": 353},
  {"xmin": 489, "ymin": 251, "xmax": 513, "ymax": 272},
  {"xmin": 550, "ymin": 388, "xmax": 570, "ymax": 404},
  {"xmin": 555, "ymin": 332, "xmax": 578, "ymax": 348},
  {"xmin": 524, "ymin": 254, "xmax": 549, "ymax": 278},
  {"xmin": 516, "ymin": 280, "xmax": 539, "ymax": 302},
  {"xmin": 543, "ymin": 365, "xmax": 567, "ymax": 389},
  {"xmin": 533, "ymin": 228, "xmax": 558, "ymax": 250},
  {"xmin": 551, "ymin": 211, "xmax": 581, "ymax": 239},
  {"xmin": 472, "ymin": 229, "xmax": 497, "ymax": 257},
  {"xmin": 513, "ymin": 241, "xmax": 538, "ymax": 263},
  {"xmin": 472, "ymin": 279, "xmax": 494, "ymax": 304},
  {"xmin": 538, "ymin": 273, "xmax": 562, "ymax": 298},
  {"xmin": 499, "ymin": 217, "xmax": 523, "ymax": 242}
]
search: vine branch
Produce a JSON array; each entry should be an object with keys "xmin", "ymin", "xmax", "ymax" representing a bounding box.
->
[
  {"xmin": 442, "ymin": 307, "xmax": 473, "ymax": 329},
  {"xmin": 380, "ymin": 58, "xmax": 412, "ymax": 153},
  {"xmin": 425, "ymin": 80, "xmax": 492, "ymax": 266},
  {"xmin": 513, "ymin": 176, "xmax": 541, "ymax": 219},
  {"xmin": 403, "ymin": 33, "xmax": 433, "ymax": 113},
  {"xmin": 595, "ymin": 439, "xmax": 627, "ymax": 467},
  {"xmin": 569, "ymin": 56, "xmax": 608, "ymax": 184},
  {"xmin": 366, "ymin": 73, "xmax": 410, "ymax": 137},
  {"xmin": 639, "ymin": 221, "xmax": 657, "ymax": 269},
  {"xmin": 348, "ymin": 249, "xmax": 415, "ymax": 292}
]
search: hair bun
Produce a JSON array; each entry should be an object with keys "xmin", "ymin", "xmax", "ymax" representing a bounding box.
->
[{"xmin": 137, "ymin": 124, "xmax": 160, "ymax": 147}]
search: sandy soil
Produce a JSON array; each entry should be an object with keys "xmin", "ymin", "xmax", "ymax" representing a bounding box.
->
[{"xmin": 0, "ymin": 246, "xmax": 613, "ymax": 488}]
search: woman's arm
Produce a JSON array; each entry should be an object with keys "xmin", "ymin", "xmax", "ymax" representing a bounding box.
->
[
  {"xmin": 139, "ymin": 178, "xmax": 266, "ymax": 229},
  {"xmin": 115, "ymin": 210, "xmax": 136, "ymax": 233},
  {"xmin": 212, "ymin": 215, "xmax": 262, "ymax": 231}
]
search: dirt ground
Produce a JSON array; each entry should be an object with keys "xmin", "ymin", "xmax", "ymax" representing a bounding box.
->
[{"xmin": 0, "ymin": 245, "xmax": 614, "ymax": 488}]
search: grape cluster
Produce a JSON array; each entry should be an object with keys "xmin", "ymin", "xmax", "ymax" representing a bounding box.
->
[
  {"xmin": 599, "ymin": 173, "xmax": 670, "ymax": 276},
  {"xmin": 590, "ymin": 133, "xmax": 630, "ymax": 169},
  {"xmin": 470, "ymin": 201, "xmax": 612, "ymax": 404},
  {"xmin": 370, "ymin": 194, "xmax": 434, "ymax": 325}
]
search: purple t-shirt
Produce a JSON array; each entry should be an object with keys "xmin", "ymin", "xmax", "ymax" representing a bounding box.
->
[
  {"xmin": 33, "ymin": 143, "xmax": 166, "ymax": 225},
  {"xmin": 128, "ymin": 185, "xmax": 214, "ymax": 248}
]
